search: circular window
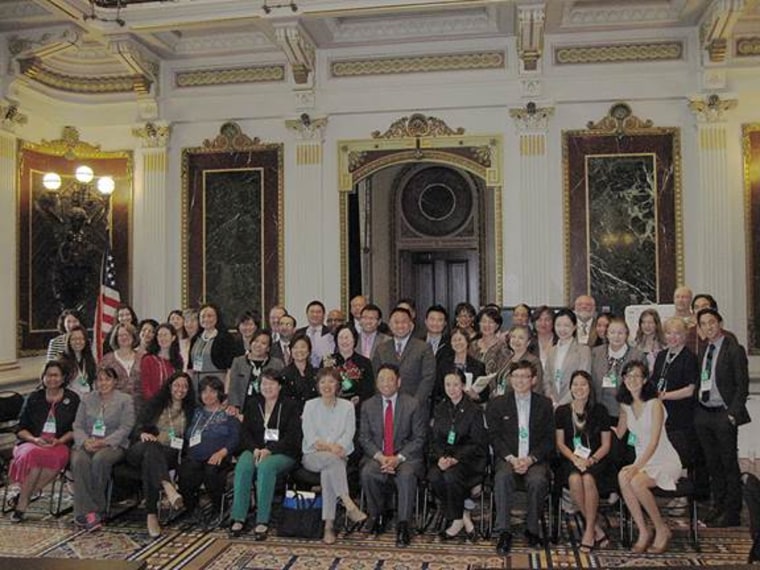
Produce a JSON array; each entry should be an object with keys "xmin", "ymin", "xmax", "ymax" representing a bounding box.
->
[{"xmin": 400, "ymin": 167, "xmax": 473, "ymax": 236}]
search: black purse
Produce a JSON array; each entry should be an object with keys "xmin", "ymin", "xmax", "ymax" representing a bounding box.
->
[{"xmin": 278, "ymin": 490, "xmax": 324, "ymax": 539}]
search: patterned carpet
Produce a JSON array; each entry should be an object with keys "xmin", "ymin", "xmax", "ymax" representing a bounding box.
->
[{"xmin": 0, "ymin": 491, "xmax": 754, "ymax": 569}]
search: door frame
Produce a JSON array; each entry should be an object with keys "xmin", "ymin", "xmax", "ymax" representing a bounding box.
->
[{"xmin": 337, "ymin": 114, "xmax": 504, "ymax": 311}]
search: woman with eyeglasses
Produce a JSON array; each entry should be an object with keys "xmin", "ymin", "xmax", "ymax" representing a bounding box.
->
[{"xmin": 616, "ymin": 360, "xmax": 681, "ymax": 554}]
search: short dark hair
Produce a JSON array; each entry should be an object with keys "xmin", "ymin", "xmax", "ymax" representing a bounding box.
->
[
  {"xmin": 250, "ymin": 329, "xmax": 272, "ymax": 348},
  {"xmin": 554, "ymin": 308, "xmax": 578, "ymax": 327},
  {"xmin": 454, "ymin": 302, "xmax": 477, "ymax": 318},
  {"xmin": 260, "ymin": 368, "xmax": 284, "ymax": 385},
  {"xmin": 290, "ymin": 333, "xmax": 312, "ymax": 353},
  {"xmin": 389, "ymin": 307, "xmax": 413, "ymax": 321},
  {"xmin": 691, "ymin": 293, "xmax": 718, "ymax": 311},
  {"xmin": 236, "ymin": 309, "xmax": 261, "ymax": 329},
  {"xmin": 426, "ymin": 304, "xmax": 449, "ymax": 321},
  {"xmin": 696, "ymin": 307, "xmax": 723, "ymax": 325},
  {"xmin": 377, "ymin": 363, "xmax": 400, "ymax": 378},
  {"xmin": 616, "ymin": 360, "xmax": 657, "ymax": 404},
  {"xmin": 441, "ymin": 367, "xmax": 467, "ymax": 386},
  {"xmin": 476, "ymin": 306, "xmax": 503, "ymax": 329},
  {"xmin": 509, "ymin": 358, "xmax": 537, "ymax": 378},
  {"xmin": 334, "ymin": 324, "xmax": 358, "ymax": 348},
  {"xmin": 41, "ymin": 360, "xmax": 67, "ymax": 385},
  {"xmin": 306, "ymin": 300, "xmax": 326, "ymax": 313},
  {"xmin": 199, "ymin": 375, "xmax": 225, "ymax": 402},
  {"xmin": 531, "ymin": 305, "xmax": 555, "ymax": 324},
  {"xmin": 279, "ymin": 314, "xmax": 297, "ymax": 328},
  {"xmin": 361, "ymin": 303, "xmax": 383, "ymax": 320}
]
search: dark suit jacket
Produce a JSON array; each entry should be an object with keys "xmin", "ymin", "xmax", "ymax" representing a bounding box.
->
[
  {"xmin": 188, "ymin": 329, "xmax": 237, "ymax": 371},
  {"xmin": 372, "ymin": 337, "xmax": 436, "ymax": 405},
  {"xmin": 698, "ymin": 334, "xmax": 751, "ymax": 425},
  {"xmin": 295, "ymin": 324, "xmax": 331, "ymax": 338},
  {"xmin": 359, "ymin": 392, "xmax": 427, "ymax": 476},
  {"xmin": 240, "ymin": 395, "xmax": 302, "ymax": 459},
  {"xmin": 486, "ymin": 391, "xmax": 555, "ymax": 464},
  {"xmin": 433, "ymin": 355, "xmax": 486, "ymax": 404}
]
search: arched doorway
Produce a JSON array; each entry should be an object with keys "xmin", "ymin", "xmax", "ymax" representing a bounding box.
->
[{"xmin": 338, "ymin": 114, "xmax": 504, "ymax": 315}]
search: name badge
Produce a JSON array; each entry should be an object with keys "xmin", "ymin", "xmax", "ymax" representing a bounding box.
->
[
  {"xmin": 341, "ymin": 378, "xmax": 352, "ymax": 392},
  {"xmin": 189, "ymin": 432, "xmax": 202, "ymax": 447},
  {"xmin": 518, "ymin": 426, "xmax": 529, "ymax": 440},
  {"xmin": 193, "ymin": 356, "xmax": 203, "ymax": 371},
  {"xmin": 92, "ymin": 419, "xmax": 106, "ymax": 438},
  {"xmin": 574, "ymin": 444, "xmax": 591, "ymax": 459},
  {"xmin": 170, "ymin": 437, "xmax": 184, "ymax": 450},
  {"xmin": 447, "ymin": 429, "xmax": 456, "ymax": 445},
  {"xmin": 464, "ymin": 372, "xmax": 473, "ymax": 390},
  {"xmin": 627, "ymin": 431, "xmax": 638, "ymax": 447},
  {"xmin": 700, "ymin": 370, "xmax": 713, "ymax": 392},
  {"xmin": 248, "ymin": 381, "xmax": 256, "ymax": 396},
  {"xmin": 43, "ymin": 417, "xmax": 57, "ymax": 435},
  {"xmin": 264, "ymin": 428, "xmax": 280, "ymax": 442},
  {"xmin": 496, "ymin": 381, "xmax": 506, "ymax": 397},
  {"xmin": 657, "ymin": 378, "xmax": 667, "ymax": 392},
  {"xmin": 602, "ymin": 374, "xmax": 618, "ymax": 389}
]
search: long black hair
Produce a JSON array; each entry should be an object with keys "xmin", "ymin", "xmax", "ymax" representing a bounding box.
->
[
  {"xmin": 140, "ymin": 371, "xmax": 196, "ymax": 428},
  {"xmin": 146, "ymin": 323, "xmax": 183, "ymax": 371},
  {"xmin": 616, "ymin": 360, "xmax": 657, "ymax": 404},
  {"xmin": 60, "ymin": 325, "xmax": 97, "ymax": 386}
]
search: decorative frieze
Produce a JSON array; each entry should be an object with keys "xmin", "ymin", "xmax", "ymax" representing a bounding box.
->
[
  {"xmin": 174, "ymin": 65, "xmax": 285, "ymax": 88},
  {"xmin": 688, "ymin": 94, "xmax": 738, "ymax": 124},
  {"xmin": 554, "ymin": 41, "xmax": 683, "ymax": 65},
  {"xmin": 371, "ymin": 114, "xmax": 464, "ymax": 139},
  {"xmin": 132, "ymin": 121, "xmax": 171, "ymax": 149},
  {"xmin": 331, "ymin": 51, "xmax": 504, "ymax": 77},
  {"xmin": 509, "ymin": 103, "xmax": 554, "ymax": 133},
  {"xmin": 736, "ymin": 36, "xmax": 760, "ymax": 57},
  {"xmin": 18, "ymin": 58, "xmax": 149, "ymax": 94},
  {"xmin": 285, "ymin": 114, "xmax": 327, "ymax": 142}
]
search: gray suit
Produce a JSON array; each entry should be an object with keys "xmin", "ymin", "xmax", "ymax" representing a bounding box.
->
[
  {"xmin": 359, "ymin": 392, "xmax": 427, "ymax": 522},
  {"xmin": 590, "ymin": 344, "xmax": 643, "ymax": 418},
  {"xmin": 372, "ymin": 337, "xmax": 436, "ymax": 406},
  {"xmin": 544, "ymin": 340, "xmax": 591, "ymax": 405},
  {"xmin": 359, "ymin": 331, "xmax": 390, "ymax": 360}
]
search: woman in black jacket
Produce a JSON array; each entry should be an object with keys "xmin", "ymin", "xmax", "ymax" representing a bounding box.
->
[
  {"xmin": 229, "ymin": 369, "xmax": 302, "ymax": 540},
  {"xmin": 428, "ymin": 368, "xmax": 487, "ymax": 540},
  {"xmin": 188, "ymin": 303, "xmax": 237, "ymax": 394}
]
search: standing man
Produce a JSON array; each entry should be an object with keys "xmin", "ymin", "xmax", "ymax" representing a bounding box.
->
[
  {"xmin": 424, "ymin": 304, "xmax": 452, "ymax": 360},
  {"xmin": 270, "ymin": 313, "xmax": 296, "ymax": 366},
  {"xmin": 349, "ymin": 295, "xmax": 368, "ymax": 335},
  {"xmin": 296, "ymin": 300, "xmax": 335, "ymax": 368},
  {"xmin": 359, "ymin": 304, "xmax": 390, "ymax": 360},
  {"xmin": 359, "ymin": 364, "xmax": 427, "ymax": 547},
  {"xmin": 486, "ymin": 360, "xmax": 555, "ymax": 554},
  {"xmin": 573, "ymin": 295, "xmax": 597, "ymax": 346},
  {"xmin": 268, "ymin": 305, "xmax": 287, "ymax": 344},
  {"xmin": 673, "ymin": 285, "xmax": 699, "ymax": 353},
  {"xmin": 694, "ymin": 308, "xmax": 751, "ymax": 527},
  {"xmin": 326, "ymin": 308, "xmax": 346, "ymax": 335},
  {"xmin": 372, "ymin": 307, "xmax": 435, "ymax": 408}
]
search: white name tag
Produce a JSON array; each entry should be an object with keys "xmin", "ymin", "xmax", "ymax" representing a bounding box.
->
[
  {"xmin": 92, "ymin": 423, "xmax": 106, "ymax": 438},
  {"xmin": 700, "ymin": 370, "xmax": 713, "ymax": 392},
  {"xmin": 189, "ymin": 432, "xmax": 202, "ymax": 447},
  {"xmin": 602, "ymin": 374, "xmax": 618, "ymax": 389},
  {"xmin": 464, "ymin": 372, "xmax": 473, "ymax": 390},
  {"xmin": 264, "ymin": 428, "xmax": 280, "ymax": 442},
  {"xmin": 574, "ymin": 444, "xmax": 591, "ymax": 459},
  {"xmin": 170, "ymin": 437, "xmax": 184, "ymax": 450},
  {"xmin": 193, "ymin": 357, "xmax": 203, "ymax": 371},
  {"xmin": 42, "ymin": 418, "xmax": 56, "ymax": 434}
]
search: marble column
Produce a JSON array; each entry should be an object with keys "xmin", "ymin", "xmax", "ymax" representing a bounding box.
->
[
  {"xmin": 508, "ymin": 104, "xmax": 554, "ymax": 305},
  {"xmin": 688, "ymin": 95, "xmax": 738, "ymax": 325},
  {"xmin": 0, "ymin": 105, "xmax": 26, "ymax": 370},
  {"xmin": 131, "ymin": 122, "xmax": 171, "ymax": 320},
  {"xmin": 284, "ymin": 116, "xmax": 327, "ymax": 311}
]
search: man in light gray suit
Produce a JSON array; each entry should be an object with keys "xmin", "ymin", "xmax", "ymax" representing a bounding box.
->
[
  {"xmin": 359, "ymin": 364, "xmax": 427, "ymax": 547},
  {"xmin": 372, "ymin": 307, "xmax": 436, "ymax": 408},
  {"xmin": 358, "ymin": 304, "xmax": 390, "ymax": 360}
]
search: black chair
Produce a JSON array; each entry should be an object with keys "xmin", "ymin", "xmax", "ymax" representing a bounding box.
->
[{"xmin": 0, "ymin": 391, "xmax": 24, "ymax": 482}]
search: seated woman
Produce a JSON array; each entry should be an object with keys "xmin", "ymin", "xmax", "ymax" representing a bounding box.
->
[
  {"xmin": 8, "ymin": 360, "xmax": 80, "ymax": 523},
  {"xmin": 280, "ymin": 334, "xmax": 318, "ymax": 408},
  {"xmin": 227, "ymin": 330, "xmax": 284, "ymax": 414},
  {"xmin": 140, "ymin": 323, "xmax": 183, "ymax": 403},
  {"xmin": 178, "ymin": 376, "xmax": 240, "ymax": 525},
  {"xmin": 325, "ymin": 324, "xmax": 374, "ymax": 406},
  {"xmin": 229, "ymin": 370, "xmax": 301, "ymax": 540},
  {"xmin": 554, "ymin": 370, "xmax": 612, "ymax": 552},
  {"xmin": 301, "ymin": 368, "xmax": 367, "ymax": 544},
  {"xmin": 125, "ymin": 371, "xmax": 195, "ymax": 538},
  {"xmin": 60, "ymin": 325, "xmax": 97, "ymax": 397},
  {"xmin": 71, "ymin": 366, "xmax": 135, "ymax": 531},
  {"xmin": 428, "ymin": 368, "xmax": 486, "ymax": 540},
  {"xmin": 616, "ymin": 360, "xmax": 682, "ymax": 554},
  {"xmin": 437, "ymin": 326, "xmax": 486, "ymax": 404}
]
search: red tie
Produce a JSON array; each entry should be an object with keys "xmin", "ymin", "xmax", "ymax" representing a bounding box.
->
[{"xmin": 383, "ymin": 399, "xmax": 394, "ymax": 456}]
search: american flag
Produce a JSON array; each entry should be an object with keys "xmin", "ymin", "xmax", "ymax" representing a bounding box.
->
[{"xmin": 93, "ymin": 242, "xmax": 120, "ymax": 361}]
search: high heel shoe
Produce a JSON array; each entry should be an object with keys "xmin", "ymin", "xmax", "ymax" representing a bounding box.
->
[
  {"xmin": 632, "ymin": 533, "xmax": 652, "ymax": 554},
  {"xmin": 345, "ymin": 506, "xmax": 368, "ymax": 532},
  {"xmin": 147, "ymin": 515, "xmax": 161, "ymax": 539},
  {"xmin": 323, "ymin": 526, "xmax": 337, "ymax": 544},
  {"xmin": 648, "ymin": 529, "xmax": 671, "ymax": 554}
]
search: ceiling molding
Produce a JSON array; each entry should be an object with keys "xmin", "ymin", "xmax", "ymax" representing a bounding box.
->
[
  {"xmin": 554, "ymin": 41, "xmax": 684, "ymax": 65},
  {"xmin": 174, "ymin": 64, "xmax": 285, "ymax": 87},
  {"xmin": 330, "ymin": 50, "xmax": 504, "ymax": 77}
]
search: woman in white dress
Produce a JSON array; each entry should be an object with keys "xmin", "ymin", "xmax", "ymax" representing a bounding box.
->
[{"xmin": 616, "ymin": 360, "xmax": 681, "ymax": 555}]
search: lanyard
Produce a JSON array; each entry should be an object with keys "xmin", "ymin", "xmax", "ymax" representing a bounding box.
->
[
  {"xmin": 258, "ymin": 401, "xmax": 282, "ymax": 430},
  {"xmin": 191, "ymin": 409, "xmax": 219, "ymax": 436},
  {"xmin": 657, "ymin": 349, "xmax": 679, "ymax": 391},
  {"xmin": 607, "ymin": 347, "xmax": 628, "ymax": 375}
]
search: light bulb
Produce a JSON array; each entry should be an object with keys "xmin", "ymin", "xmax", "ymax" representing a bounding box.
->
[
  {"xmin": 97, "ymin": 176, "xmax": 115, "ymax": 195},
  {"xmin": 75, "ymin": 165, "xmax": 94, "ymax": 183},
  {"xmin": 42, "ymin": 172, "xmax": 62, "ymax": 191}
]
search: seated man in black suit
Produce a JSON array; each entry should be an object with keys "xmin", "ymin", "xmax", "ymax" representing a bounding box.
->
[
  {"xmin": 486, "ymin": 359, "xmax": 555, "ymax": 554},
  {"xmin": 359, "ymin": 364, "xmax": 427, "ymax": 547}
]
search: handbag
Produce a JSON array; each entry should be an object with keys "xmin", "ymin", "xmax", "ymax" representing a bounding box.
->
[{"xmin": 278, "ymin": 490, "xmax": 324, "ymax": 539}]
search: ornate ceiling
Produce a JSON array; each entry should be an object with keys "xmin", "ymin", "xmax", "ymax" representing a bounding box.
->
[{"xmin": 0, "ymin": 0, "xmax": 758, "ymax": 102}]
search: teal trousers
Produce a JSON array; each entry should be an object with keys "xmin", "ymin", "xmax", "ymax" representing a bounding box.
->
[{"xmin": 231, "ymin": 450, "xmax": 295, "ymax": 524}]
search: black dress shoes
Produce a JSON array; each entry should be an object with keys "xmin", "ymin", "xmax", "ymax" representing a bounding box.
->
[
  {"xmin": 396, "ymin": 521, "xmax": 411, "ymax": 547},
  {"xmin": 496, "ymin": 531, "xmax": 513, "ymax": 555},
  {"xmin": 748, "ymin": 533, "xmax": 760, "ymax": 563},
  {"xmin": 367, "ymin": 516, "xmax": 386, "ymax": 536},
  {"xmin": 708, "ymin": 514, "xmax": 741, "ymax": 528},
  {"xmin": 703, "ymin": 507, "xmax": 724, "ymax": 525},
  {"xmin": 524, "ymin": 529, "xmax": 544, "ymax": 548}
]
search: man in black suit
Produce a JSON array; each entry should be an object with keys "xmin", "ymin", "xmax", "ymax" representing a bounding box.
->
[
  {"xmin": 372, "ymin": 307, "xmax": 436, "ymax": 409},
  {"xmin": 270, "ymin": 313, "xmax": 296, "ymax": 365},
  {"xmin": 295, "ymin": 300, "xmax": 335, "ymax": 367},
  {"xmin": 359, "ymin": 364, "xmax": 427, "ymax": 547},
  {"xmin": 423, "ymin": 304, "xmax": 453, "ymax": 361},
  {"xmin": 694, "ymin": 308, "xmax": 751, "ymax": 527},
  {"xmin": 486, "ymin": 359, "xmax": 555, "ymax": 554}
]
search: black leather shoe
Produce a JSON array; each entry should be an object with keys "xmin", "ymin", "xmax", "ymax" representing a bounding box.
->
[
  {"xmin": 704, "ymin": 507, "xmax": 724, "ymax": 524},
  {"xmin": 496, "ymin": 531, "xmax": 513, "ymax": 555},
  {"xmin": 524, "ymin": 529, "xmax": 544, "ymax": 548},
  {"xmin": 748, "ymin": 534, "xmax": 760, "ymax": 563},
  {"xmin": 367, "ymin": 516, "xmax": 385, "ymax": 536},
  {"xmin": 708, "ymin": 515, "xmax": 740, "ymax": 528},
  {"xmin": 396, "ymin": 521, "xmax": 411, "ymax": 547}
]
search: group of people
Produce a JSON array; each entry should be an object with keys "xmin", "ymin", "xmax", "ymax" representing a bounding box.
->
[{"xmin": 6, "ymin": 286, "xmax": 750, "ymax": 555}]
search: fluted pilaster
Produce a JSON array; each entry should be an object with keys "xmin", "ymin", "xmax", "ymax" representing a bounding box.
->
[{"xmin": 509, "ymin": 104, "xmax": 554, "ymax": 304}]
